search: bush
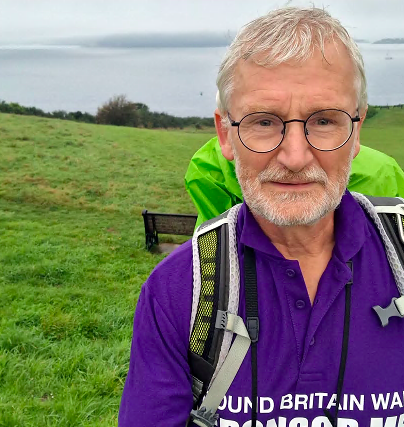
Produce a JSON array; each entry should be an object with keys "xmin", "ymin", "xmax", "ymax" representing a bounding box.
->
[
  {"xmin": 366, "ymin": 105, "xmax": 378, "ymax": 120},
  {"xmin": 96, "ymin": 95, "xmax": 139, "ymax": 127},
  {"xmin": 51, "ymin": 110, "xmax": 68, "ymax": 120}
]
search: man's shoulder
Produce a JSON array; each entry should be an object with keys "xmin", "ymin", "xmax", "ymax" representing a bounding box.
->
[
  {"xmin": 150, "ymin": 239, "xmax": 193, "ymax": 271},
  {"xmin": 143, "ymin": 240, "xmax": 194, "ymax": 319}
]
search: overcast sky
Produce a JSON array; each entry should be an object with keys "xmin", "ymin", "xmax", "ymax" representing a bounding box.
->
[{"xmin": 0, "ymin": 0, "xmax": 403, "ymax": 44}]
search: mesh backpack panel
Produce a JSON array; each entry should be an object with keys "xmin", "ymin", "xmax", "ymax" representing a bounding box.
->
[{"xmin": 190, "ymin": 228, "xmax": 221, "ymax": 359}]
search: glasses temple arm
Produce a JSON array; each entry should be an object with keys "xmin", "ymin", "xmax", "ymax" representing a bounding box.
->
[{"xmin": 227, "ymin": 112, "xmax": 240, "ymax": 127}]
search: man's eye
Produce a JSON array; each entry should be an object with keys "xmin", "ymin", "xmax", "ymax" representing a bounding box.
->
[
  {"xmin": 316, "ymin": 118, "xmax": 330, "ymax": 125},
  {"xmin": 259, "ymin": 120, "xmax": 272, "ymax": 126}
]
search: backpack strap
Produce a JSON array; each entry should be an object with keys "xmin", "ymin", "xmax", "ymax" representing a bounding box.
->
[
  {"xmin": 244, "ymin": 245, "xmax": 259, "ymax": 427},
  {"xmin": 189, "ymin": 312, "xmax": 251, "ymax": 427},
  {"xmin": 188, "ymin": 204, "xmax": 242, "ymax": 425},
  {"xmin": 352, "ymin": 193, "xmax": 404, "ymax": 326},
  {"xmin": 364, "ymin": 195, "xmax": 404, "ymax": 267}
]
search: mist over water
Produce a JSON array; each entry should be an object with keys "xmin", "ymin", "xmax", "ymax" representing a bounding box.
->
[
  {"xmin": 0, "ymin": 43, "xmax": 403, "ymax": 118},
  {"xmin": 362, "ymin": 44, "xmax": 404, "ymax": 106}
]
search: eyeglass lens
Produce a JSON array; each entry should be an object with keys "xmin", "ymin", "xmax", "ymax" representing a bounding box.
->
[{"xmin": 238, "ymin": 110, "xmax": 354, "ymax": 152}]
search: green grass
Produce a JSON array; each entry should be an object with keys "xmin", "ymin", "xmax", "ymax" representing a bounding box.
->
[
  {"xmin": 361, "ymin": 108, "xmax": 404, "ymax": 167},
  {"xmin": 0, "ymin": 108, "xmax": 403, "ymax": 426},
  {"xmin": 0, "ymin": 114, "xmax": 215, "ymax": 426}
]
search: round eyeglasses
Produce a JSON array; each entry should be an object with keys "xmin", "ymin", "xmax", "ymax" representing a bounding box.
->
[{"xmin": 228, "ymin": 109, "xmax": 361, "ymax": 153}]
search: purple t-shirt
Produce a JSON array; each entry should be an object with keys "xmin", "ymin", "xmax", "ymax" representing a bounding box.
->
[{"xmin": 119, "ymin": 191, "xmax": 404, "ymax": 427}]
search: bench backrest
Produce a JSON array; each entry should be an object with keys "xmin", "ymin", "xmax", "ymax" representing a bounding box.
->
[{"xmin": 142, "ymin": 211, "xmax": 197, "ymax": 236}]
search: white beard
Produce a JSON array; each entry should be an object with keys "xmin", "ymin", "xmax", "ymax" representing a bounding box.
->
[{"xmin": 234, "ymin": 149, "xmax": 354, "ymax": 227}]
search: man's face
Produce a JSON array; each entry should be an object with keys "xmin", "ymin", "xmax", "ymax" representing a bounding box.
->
[{"xmin": 216, "ymin": 41, "xmax": 365, "ymax": 227}]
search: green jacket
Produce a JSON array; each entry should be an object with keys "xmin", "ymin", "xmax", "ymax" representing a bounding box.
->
[{"xmin": 185, "ymin": 136, "xmax": 404, "ymax": 228}]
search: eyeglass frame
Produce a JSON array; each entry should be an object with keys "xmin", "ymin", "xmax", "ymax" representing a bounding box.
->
[{"xmin": 228, "ymin": 108, "xmax": 361, "ymax": 153}]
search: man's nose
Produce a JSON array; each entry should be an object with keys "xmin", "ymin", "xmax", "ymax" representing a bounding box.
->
[{"xmin": 275, "ymin": 122, "xmax": 314, "ymax": 172}]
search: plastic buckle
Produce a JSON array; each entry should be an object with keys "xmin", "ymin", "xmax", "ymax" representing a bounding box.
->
[
  {"xmin": 247, "ymin": 317, "xmax": 259, "ymax": 342},
  {"xmin": 373, "ymin": 297, "xmax": 404, "ymax": 327},
  {"xmin": 215, "ymin": 310, "xmax": 227, "ymax": 330},
  {"xmin": 189, "ymin": 407, "xmax": 219, "ymax": 427}
]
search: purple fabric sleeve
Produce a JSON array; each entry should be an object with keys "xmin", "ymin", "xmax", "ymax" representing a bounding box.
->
[{"xmin": 119, "ymin": 243, "xmax": 194, "ymax": 427}]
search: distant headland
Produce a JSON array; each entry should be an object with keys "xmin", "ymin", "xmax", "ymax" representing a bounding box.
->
[
  {"xmin": 17, "ymin": 33, "xmax": 404, "ymax": 49},
  {"xmin": 374, "ymin": 38, "xmax": 404, "ymax": 44},
  {"xmin": 52, "ymin": 32, "xmax": 236, "ymax": 49}
]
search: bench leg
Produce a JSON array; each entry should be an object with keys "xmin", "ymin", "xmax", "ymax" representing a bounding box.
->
[{"xmin": 145, "ymin": 232, "xmax": 159, "ymax": 251}]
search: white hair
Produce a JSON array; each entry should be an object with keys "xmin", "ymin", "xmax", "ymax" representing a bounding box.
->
[{"xmin": 216, "ymin": 7, "xmax": 367, "ymax": 116}]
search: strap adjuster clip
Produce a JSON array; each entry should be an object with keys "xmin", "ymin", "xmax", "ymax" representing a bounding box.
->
[
  {"xmin": 373, "ymin": 296, "xmax": 404, "ymax": 327},
  {"xmin": 215, "ymin": 310, "xmax": 228, "ymax": 330},
  {"xmin": 247, "ymin": 317, "xmax": 259, "ymax": 342},
  {"xmin": 189, "ymin": 407, "xmax": 219, "ymax": 427}
]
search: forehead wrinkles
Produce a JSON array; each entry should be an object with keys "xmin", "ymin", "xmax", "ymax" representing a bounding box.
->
[
  {"xmin": 230, "ymin": 44, "xmax": 358, "ymax": 115},
  {"xmin": 230, "ymin": 61, "xmax": 289, "ymax": 113}
]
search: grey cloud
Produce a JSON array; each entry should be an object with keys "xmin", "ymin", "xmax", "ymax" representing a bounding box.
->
[{"xmin": 0, "ymin": 0, "xmax": 403, "ymax": 44}]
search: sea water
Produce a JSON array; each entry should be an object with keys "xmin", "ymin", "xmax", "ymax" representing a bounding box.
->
[{"xmin": 0, "ymin": 43, "xmax": 403, "ymax": 118}]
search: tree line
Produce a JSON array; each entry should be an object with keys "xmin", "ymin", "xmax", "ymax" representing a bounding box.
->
[
  {"xmin": 0, "ymin": 95, "xmax": 214, "ymax": 129},
  {"xmin": 1, "ymin": 96, "xmax": 385, "ymax": 128},
  {"xmin": 0, "ymin": 100, "xmax": 96, "ymax": 124}
]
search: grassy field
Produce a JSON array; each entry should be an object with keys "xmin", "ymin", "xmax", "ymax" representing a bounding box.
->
[
  {"xmin": 0, "ymin": 114, "xmax": 215, "ymax": 426},
  {"xmin": 0, "ymin": 109, "xmax": 403, "ymax": 426},
  {"xmin": 360, "ymin": 108, "xmax": 404, "ymax": 165}
]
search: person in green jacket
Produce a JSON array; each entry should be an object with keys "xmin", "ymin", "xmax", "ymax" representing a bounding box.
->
[{"xmin": 185, "ymin": 136, "xmax": 404, "ymax": 228}]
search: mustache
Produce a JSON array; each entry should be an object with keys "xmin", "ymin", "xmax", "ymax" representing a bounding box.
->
[{"xmin": 257, "ymin": 165, "xmax": 328, "ymax": 186}]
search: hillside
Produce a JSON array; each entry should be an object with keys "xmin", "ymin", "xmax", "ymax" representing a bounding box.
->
[
  {"xmin": 0, "ymin": 114, "xmax": 215, "ymax": 426},
  {"xmin": 361, "ymin": 108, "xmax": 404, "ymax": 166},
  {"xmin": 0, "ymin": 109, "xmax": 403, "ymax": 426}
]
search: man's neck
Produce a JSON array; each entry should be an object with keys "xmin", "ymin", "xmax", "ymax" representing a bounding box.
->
[
  {"xmin": 254, "ymin": 212, "xmax": 335, "ymax": 259},
  {"xmin": 254, "ymin": 212, "xmax": 336, "ymax": 303}
]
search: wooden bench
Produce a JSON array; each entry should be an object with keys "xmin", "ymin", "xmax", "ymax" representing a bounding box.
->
[{"xmin": 142, "ymin": 210, "xmax": 198, "ymax": 251}]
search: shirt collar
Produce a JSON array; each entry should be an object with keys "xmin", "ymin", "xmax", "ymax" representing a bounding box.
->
[
  {"xmin": 237, "ymin": 190, "xmax": 368, "ymax": 262},
  {"xmin": 333, "ymin": 190, "xmax": 369, "ymax": 262}
]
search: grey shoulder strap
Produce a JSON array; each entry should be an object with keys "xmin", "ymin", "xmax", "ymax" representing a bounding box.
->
[
  {"xmin": 191, "ymin": 204, "xmax": 242, "ymax": 378},
  {"xmin": 189, "ymin": 312, "xmax": 251, "ymax": 427},
  {"xmin": 352, "ymin": 192, "xmax": 404, "ymax": 326},
  {"xmin": 352, "ymin": 192, "xmax": 404, "ymax": 293},
  {"xmin": 364, "ymin": 195, "xmax": 404, "ymax": 255},
  {"xmin": 188, "ymin": 204, "xmax": 246, "ymax": 427}
]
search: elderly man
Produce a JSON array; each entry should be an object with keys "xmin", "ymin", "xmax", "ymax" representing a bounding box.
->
[{"xmin": 119, "ymin": 7, "xmax": 404, "ymax": 427}]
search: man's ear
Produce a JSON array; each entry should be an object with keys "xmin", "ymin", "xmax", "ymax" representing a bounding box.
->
[
  {"xmin": 214, "ymin": 108, "xmax": 235, "ymax": 161},
  {"xmin": 352, "ymin": 105, "xmax": 367, "ymax": 159}
]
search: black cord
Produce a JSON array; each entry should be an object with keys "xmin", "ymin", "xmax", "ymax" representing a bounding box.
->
[
  {"xmin": 251, "ymin": 342, "xmax": 258, "ymax": 426},
  {"xmin": 324, "ymin": 261, "xmax": 353, "ymax": 426},
  {"xmin": 244, "ymin": 246, "xmax": 259, "ymax": 427}
]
